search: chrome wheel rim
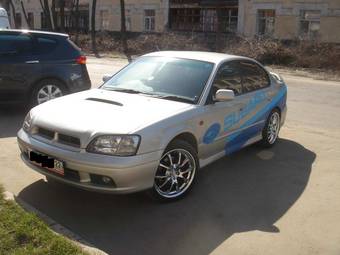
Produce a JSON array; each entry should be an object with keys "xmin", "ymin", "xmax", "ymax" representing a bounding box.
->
[
  {"xmin": 37, "ymin": 85, "xmax": 63, "ymax": 104},
  {"xmin": 154, "ymin": 149, "xmax": 196, "ymax": 198},
  {"xmin": 267, "ymin": 112, "xmax": 280, "ymax": 144}
]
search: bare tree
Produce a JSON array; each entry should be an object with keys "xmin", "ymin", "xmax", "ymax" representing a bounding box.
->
[
  {"xmin": 91, "ymin": 0, "xmax": 98, "ymax": 56},
  {"xmin": 120, "ymin": 0, "xmax": 131, "ymax": 62},
  {"xmin": 39, "ymin": 0, "xmax": 53, "ymax": 30},
  {"xmin": 51, "ymin": 0, "xmax": 57, "ymax": 30},
  {"xmin": 8, "ymin": 0, "xmax": 17, "ymax": 28},
  {"xmin": 20, "ymin": 0, "xmax": 30, "ymax": 29},
  {"xmin": 74, "ymin": 0, "xmax": 80, "ymax": 43},
  {"xmin": 59, "ymin": 0, "xmax": 65, "ymax": 31}
]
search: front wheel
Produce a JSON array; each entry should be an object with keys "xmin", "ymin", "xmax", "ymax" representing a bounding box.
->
[
  {"xmin": 261, "ymin": 109, "xmax": 281, "ymax": 147},
  {"xmin": 149, "ymin": 140, "xmax": 198, "ymax": 202}
]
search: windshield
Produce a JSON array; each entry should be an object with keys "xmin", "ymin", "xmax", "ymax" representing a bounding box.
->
[{"xmin": 101, "ymin": 56, "xmax": 214, "ymax": 104}]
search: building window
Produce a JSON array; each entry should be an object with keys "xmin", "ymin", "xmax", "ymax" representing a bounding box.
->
[
  {"xmin": 99, "ymin": 10, "xmax": 109, "ymax": 30},
  {"xmin": 15, "ymin": 13, "xmax": 22, "ymax": 28},
  {"xmin": 27, "ymin": 12, "xmax": 34, "ymax": 28},
  {"xmin": 144, "ymin": 9, "xmax": 155, "ymax": 31},
  {"xmin": 257, "ymin": 10, "xmax": 275, "ymax": 36},
  {"xmin": 125, "ymin": 9, "xmax": 131, "ymax": 31},
  {"xmin": 300, "ymin": 10, "xmax": 321, "ymax": 38},
  {"xmin": 170, "ymin": 8, "xmax": 237, "ymax": 33}
]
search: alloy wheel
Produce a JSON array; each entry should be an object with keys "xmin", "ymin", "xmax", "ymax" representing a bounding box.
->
[
  {"xmin": 37, "ymin": 84, "xmax": 63, "ymax": 104},
  {"xmin": 154, "ymin": 149, "xmax": 196, "ymax": 198},
  {"xmin": 267, "ymin": 112, "xmax": 280, "ymax": 144}
]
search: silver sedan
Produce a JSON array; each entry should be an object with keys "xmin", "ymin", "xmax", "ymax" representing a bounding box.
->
[{"xmin": 17, "ymin": 51, "xmax": 287, "ymax": 201}]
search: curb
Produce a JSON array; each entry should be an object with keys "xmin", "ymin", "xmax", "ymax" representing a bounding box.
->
[{"xmin": 3, "ymin": 191, "xmax": 108, "ymax": 255}]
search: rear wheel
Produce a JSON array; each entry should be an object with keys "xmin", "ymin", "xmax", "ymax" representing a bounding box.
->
[
  {"xmin": 261, "ymin": 109, "xmax": 281, "ymax": 147},
  {"xmin": 149, "ymin": 140, "xmax": 198, "ymax": 202},
  {"xmin": 31, "ymin": 79, "xmax": 67, "ymax": 106}
]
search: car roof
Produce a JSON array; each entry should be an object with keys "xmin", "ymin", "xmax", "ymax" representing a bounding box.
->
[
  {"xmin": 143, "ymin": 51, "xmax": 252, "ymax": 64},
  {"xmin": 0, "ymin": 29, "xmax": 68, "ymax": 38}
]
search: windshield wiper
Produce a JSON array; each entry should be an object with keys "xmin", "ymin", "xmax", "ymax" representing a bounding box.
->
[
  {"xmin": 155, "ymin": 95, "xmax": 196, "ymax": 104},
  {"xmin": 103, "ymin": 88, "xmax": 195, "ymax": 104},
  {"xmin": 103, "ymin": 88, "xmax": 143, "ymax": 94}
]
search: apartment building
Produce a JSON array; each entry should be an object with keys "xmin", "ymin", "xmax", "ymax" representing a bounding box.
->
[{"xmin": 1, "ymin": 0, "xmax": 339, "ymax": 43}]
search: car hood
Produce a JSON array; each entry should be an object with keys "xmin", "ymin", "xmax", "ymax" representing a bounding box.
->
[{"xmin": 31, "ymin": 89, "xmax": 193, "ymax": 144}]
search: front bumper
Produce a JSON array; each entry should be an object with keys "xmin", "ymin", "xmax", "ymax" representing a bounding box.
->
[{"xmin": 17, "ymin": 129, "xmax": 162, "ymax": 194}]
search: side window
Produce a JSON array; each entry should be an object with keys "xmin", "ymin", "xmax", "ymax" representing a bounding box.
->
[
  {"xmin": 0, "ymin": 34, "xmax": 17, "ymax": 53},
  {"xmin": 0, "ymin": 34, "xmax": 33, "ymax": 56},
  {"xmin": 36, "ymin": 37, "xmax": 58, "ymax": 54},
  {"xmin": 212, "ymin": 62, "xmax": 242, "ymax": 96},
  {"xmin": 240, "ymin": 61, "xmax": 270, "ymax": 93}
]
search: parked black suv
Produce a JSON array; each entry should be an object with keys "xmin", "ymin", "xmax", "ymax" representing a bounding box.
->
[{"xmin": 0, "ymin": 30, "xmax": 91, "ymax": 106}]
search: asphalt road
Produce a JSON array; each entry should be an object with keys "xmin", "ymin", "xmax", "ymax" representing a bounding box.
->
[{"xmin": 0, "ymin": 57, "xmax": 339, "ymax": 255}]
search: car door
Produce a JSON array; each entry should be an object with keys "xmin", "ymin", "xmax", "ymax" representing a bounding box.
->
[
  {"xmin": 223, "ymin": 60, "xmax": 272, "ymax": 154},
  {"xmin": 0, "ymin": 32, "xmax": 41, "ymax": 103},
  {"xmin": 199, "ymin": 61, "xmax": 249, "ymax": 159}
]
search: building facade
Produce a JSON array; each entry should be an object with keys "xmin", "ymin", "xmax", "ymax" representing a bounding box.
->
[
  {"xmin": 93, "ymin": 0, "xmax": 168, "ymax": 32},
  {"xmin": 238, "ymin": 0, "xmax": 340, "ymax": 43},
  {"xmin": 1, "ymin": 0, "xmax": 339, "ymax": 43}
]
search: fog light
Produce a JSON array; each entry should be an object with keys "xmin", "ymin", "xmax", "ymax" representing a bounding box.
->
[
  {"xmin": 102, "ymin": 176, "xmax": 112, "ymax": 184},
  {"xmin": 90, "ymin": 174, "xmax": 115, "ymax": 187}
]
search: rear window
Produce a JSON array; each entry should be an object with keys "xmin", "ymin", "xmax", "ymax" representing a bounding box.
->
[
  {"xmin": 36, "ymin": 37, "xmax": 58, "ymax": 54},
  {"xmin": 67, "ymin": 38, "xmax": 81, "ymax": 52}
]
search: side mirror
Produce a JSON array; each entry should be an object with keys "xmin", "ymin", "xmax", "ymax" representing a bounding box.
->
[
  {"xmin": 215, "ymin": 89, "xmax": 235, "ymax": 102},
  {"xmin": 102, "ymin": 74, "xmax": 112, "ymax": 83}
]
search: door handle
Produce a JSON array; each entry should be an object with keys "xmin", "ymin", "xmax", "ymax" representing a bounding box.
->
[{"xmin": 25, "ymin": 60, "xmax": 39, "ymax": 64}]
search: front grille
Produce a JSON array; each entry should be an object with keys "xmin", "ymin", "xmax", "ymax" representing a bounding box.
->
[
  {"xmin": 36, "ymin": 127, "xmax": 81, "ymax": 148},
  {"xmin": 58, "ymin": 133, "xmax": 81, "ymax": 147},
  {"xmin": 38, "ymin": 127, "xmax": 54, "ymax": 140}
]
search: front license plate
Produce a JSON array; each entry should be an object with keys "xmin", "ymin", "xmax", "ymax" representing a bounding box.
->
[{"xmin": 29, "ymin": 150, "xmax": 64, "ymax": 176}]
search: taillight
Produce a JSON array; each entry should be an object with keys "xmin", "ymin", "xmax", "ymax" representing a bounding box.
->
[{"xmin": 76, "ymin": 55, "xmax": 87, "ymax": 65}]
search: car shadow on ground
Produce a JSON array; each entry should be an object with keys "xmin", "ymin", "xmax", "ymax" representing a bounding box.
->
[
  {"xmin": 0, "ymin": 106, "xmax": 28, "ymax": 138},
  {"xmin": 18, "ymin": 139, "xmax": 315, "ymax": 255}
]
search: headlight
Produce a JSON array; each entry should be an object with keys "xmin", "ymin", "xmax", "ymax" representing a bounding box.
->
[
  {"xmin": 23, "ymin": 112, "xmax": 32, "ymax": 133},
  {"xmin": 86, "ymin": 135, "xmax": 141, "ymax": 156}
]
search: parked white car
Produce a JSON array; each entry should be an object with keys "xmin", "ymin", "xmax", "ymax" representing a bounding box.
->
[
  {"xmin": 0, "ymin": 8, "xmax": 10, "ymax": 29},
  {"xmin": 17, "ymin": 51, "xmax": 287, "ymax": 201}
]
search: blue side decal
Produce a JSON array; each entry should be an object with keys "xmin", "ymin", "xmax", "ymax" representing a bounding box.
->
[
  {"xmin": 203, "ymin": 123, "xmax": 221, "ymax": 144},
  {"xmin": 224, "ymin": 86, "xmax": 287, "ymax": 154},
  {"xmin": 223, "ymin": 91, "xmax": 267, "ymax": 131}
]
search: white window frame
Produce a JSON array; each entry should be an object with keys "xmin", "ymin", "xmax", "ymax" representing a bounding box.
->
[
  {"xmin": 99, "ymin": 10, "xmax": 110, "ymax": 31},
  {"xmin": 257, "ymin": 9, "xmax": 276, "ymax": 36},
  {"xmin": 144, "ymin": 9, "xmax": 155, "ymax": 32},
  {"xmin": 300, "ymin": 10, "xmax": 321, "ymax": 39}
]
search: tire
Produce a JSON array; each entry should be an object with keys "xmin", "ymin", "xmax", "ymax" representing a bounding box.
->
[
  {"xmin": 148, "ymin": 140, "xmax": 199, "ymax": 202},
  {"xmin": 30, "ymin": 79, "xmax": 67, "ymax": 106},
  {"xmin": 261, "ymin": 109, "xmax": 281, "ymax": 148}
]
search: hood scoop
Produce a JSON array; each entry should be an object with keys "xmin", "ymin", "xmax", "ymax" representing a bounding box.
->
[{"xmin": 86, "ymin": 98, "xmax": 123, "ymax": 106}]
